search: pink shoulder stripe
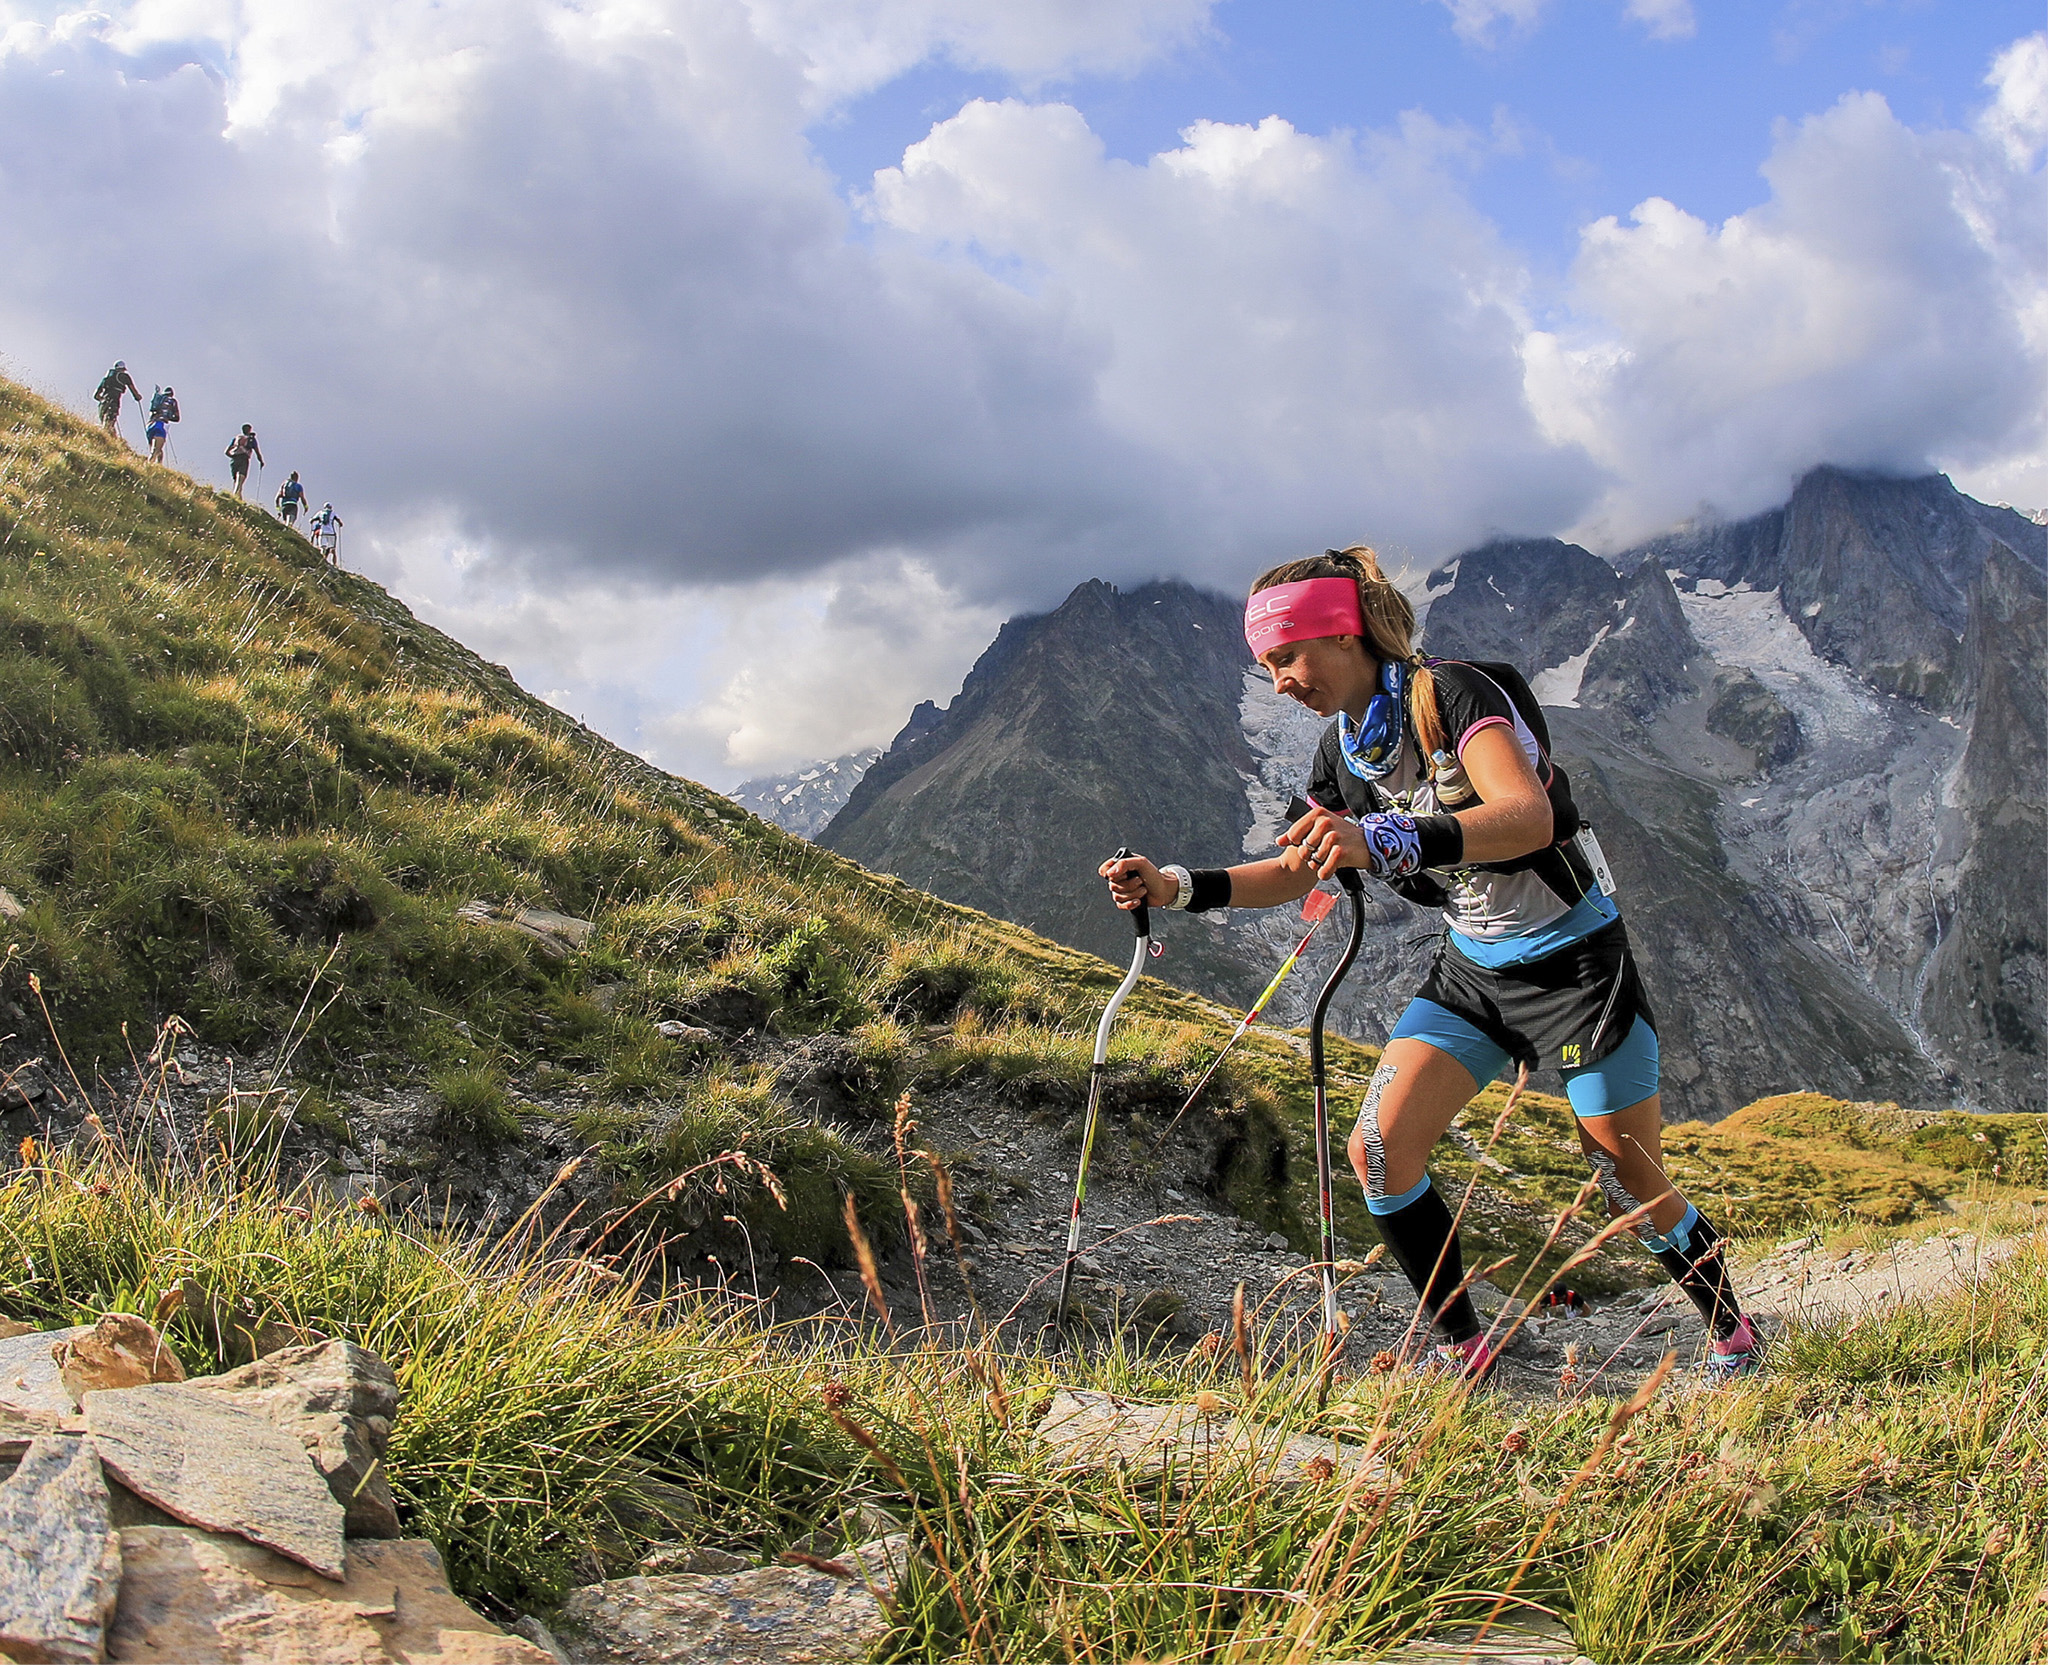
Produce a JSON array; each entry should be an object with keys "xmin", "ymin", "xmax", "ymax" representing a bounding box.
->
[{"xmin": 1456, "ymin": 715, "xmax": 1511, "ymax": 749}]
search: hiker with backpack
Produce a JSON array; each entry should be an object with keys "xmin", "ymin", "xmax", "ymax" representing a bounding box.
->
[
  {"xmin": 1101, "ymin": 546, "xmax": 1758, "ymax": 1384},
  {"xmin": 146, "ymin": 386, "xmax": 180, "ymax": 463},
  {"xmin": 95, "ymin": 362, "xmax": 142, "ymax": 439},
  {"xmin": 308, "ymin": 503, "xmax": 343, "ymax": 564},
  {"xmin": 275, "ymin": 471, "xmax": 307, "ymax": 527},
  {"xmin": 225, "ymin": 425, "xmax": 264, "ymax": 498}
]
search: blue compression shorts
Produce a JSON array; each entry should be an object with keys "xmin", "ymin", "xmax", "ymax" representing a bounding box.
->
[{"xmin": 1389, "ymin": 999, "xmax": 1660, "ymax": 1118}]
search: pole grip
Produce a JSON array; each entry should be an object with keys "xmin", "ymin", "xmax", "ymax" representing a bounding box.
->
[{"xmin": 1111, "ymin": 846, "xmax": 1150, "ymax": 937}]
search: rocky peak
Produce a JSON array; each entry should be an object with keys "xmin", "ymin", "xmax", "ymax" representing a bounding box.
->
[{"xmin": 823, "ymin": 579, "xmax": 1256, "ymax": 970}]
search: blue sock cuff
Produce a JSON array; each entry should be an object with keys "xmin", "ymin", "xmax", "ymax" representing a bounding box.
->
[
  {"xmin": 1638, "ymin": 1202, "xmax": 1699, "ymax": 1256},
  {"xmin": 1367, "ymin": 1174, "xmax": 1434, "ymax": 1217}
]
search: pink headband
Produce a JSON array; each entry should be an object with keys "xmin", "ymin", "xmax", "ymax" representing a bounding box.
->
[{"xmin": 1244, "ymin": 577, "xmax": 1364, "ymax": 657}]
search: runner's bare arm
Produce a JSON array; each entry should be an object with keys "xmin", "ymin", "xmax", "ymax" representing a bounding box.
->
[{"xmin": 1101, "ymin": 852, "xmax": 1318, "ymax": 912}]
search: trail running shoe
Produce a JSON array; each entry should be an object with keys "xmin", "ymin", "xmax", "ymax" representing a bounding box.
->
[
  {"xmin": 1424, "ymin": 1333, "xmax": 1497, "ymax": 1382},
  {"xmin": 1703, "ymin": 1315, "xmax": 1761, "ymax": 1383}
]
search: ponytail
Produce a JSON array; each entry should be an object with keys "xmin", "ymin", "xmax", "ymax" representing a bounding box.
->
[{"xmin": 1250, "ymin": 545, "xmax": 1444, "ymax": 754}]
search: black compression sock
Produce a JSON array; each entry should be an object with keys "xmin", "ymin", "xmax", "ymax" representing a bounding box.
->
[
  {"xmin": 1369, "ymin": 1177, "xmax": 1482, "ymax": 1345},
  {"xmin": 1645, "ymin": 1207, "xmax": 1744, "ymax": 1342}
]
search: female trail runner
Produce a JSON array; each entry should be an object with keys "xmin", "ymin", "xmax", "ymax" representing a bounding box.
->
[{"xmin": 1102, "ymin": 547, "xmax": 1758, "ymax": 1381}]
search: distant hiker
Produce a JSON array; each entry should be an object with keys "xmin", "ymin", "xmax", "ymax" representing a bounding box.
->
[
  {"xmin": 225, "ymin": 425, "xmax": 264, "ymax": 499},
  {"xmin": 145, "ymin": 385, "xmax": 180, "ymax": 463},
  {"xmin": 94, "ymin": 361, "xmax": 142, "ymax": 439},
  {"xmin": 309, "ymin": 502, "xmax": 343, "ymax": 564},
  {"xmin": 275, "ymin": 471, "xmax": 307, "ymax": 527},
  {"xmin": 1103, "ymin": 546, "xmax": 1759, "ymax": 1383}
]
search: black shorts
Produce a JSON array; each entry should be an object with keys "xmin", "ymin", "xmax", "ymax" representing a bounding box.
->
[{"xmin": 1411, "ymin": 918, "xmax": 1655, "ymax": 1076}]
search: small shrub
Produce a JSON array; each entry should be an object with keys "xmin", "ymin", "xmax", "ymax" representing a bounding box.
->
[{"xmin": 430, "ymin": 1063, "xmax": 519, "ymax": 1144}]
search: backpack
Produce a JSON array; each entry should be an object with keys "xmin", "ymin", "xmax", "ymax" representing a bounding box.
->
[
  {"xmin": 150, "ymin": 391, "xmax": 178, "ymax": 423},
  {"xmin": 280, "ymin": 480, "xmax": 304, "ymax": 505},
  {"xmin": 95, "ymin": 373, "xmax": 122, "ymax": 404}
]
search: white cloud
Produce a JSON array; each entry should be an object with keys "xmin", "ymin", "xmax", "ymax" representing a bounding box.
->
[
  {"xmin": 1433, "ymin": 0, "xmax": 1548, "ymax": 48},
  {"xmin": 1623, "ymin": 0, "xmax": 1695, "ymax": 44},
  {"xmin": 1525, "ymin": 64, "xmax": 2048, "ymax": 546},
  {"xmin": 871, "ymin": 101, "xmax": 1599, "ymax": 569}
]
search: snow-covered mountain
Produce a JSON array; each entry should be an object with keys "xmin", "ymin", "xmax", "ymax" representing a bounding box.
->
[
  {"xmin": 728, "ymin": 749, "xmax": 882, "ymax": 838},
  {"xmin": 822, "ymin": 467, "xmax": 2045, "ymax": 1119}
]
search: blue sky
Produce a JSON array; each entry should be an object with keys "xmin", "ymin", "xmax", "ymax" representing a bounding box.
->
[{"xmin": 817, "ymin": 0, "xmax": 2042, "ymax": 277}]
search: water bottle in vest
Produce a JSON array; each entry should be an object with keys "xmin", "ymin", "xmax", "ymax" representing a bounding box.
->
[{"xmin": 1430, "ymin": 749, "xmax": 1476, "ymax": 809}]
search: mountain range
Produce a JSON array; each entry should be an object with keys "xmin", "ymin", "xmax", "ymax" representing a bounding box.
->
[{"xmin": 814, "ymin": 467, "xmax": 2046, "ymax": 1119}]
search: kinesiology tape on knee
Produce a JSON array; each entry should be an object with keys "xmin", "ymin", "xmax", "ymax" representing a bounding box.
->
[
  {"xmin": 1369, "ymin": 1178, "xmax": 1481, "ymax": 1345},
  {"xmin": 1645, "ymin": 1206, "xmax": 1744, "ymax": 1342},
  {"xmin": 1355, "ymin": 1059, "xmax": 1396, "ymax": 1200},
  {"xmin": 1585, "ymin": 1148, "xmax": 1643, "ymax": 1220}
]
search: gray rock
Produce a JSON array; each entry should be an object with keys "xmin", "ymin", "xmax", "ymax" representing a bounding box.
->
[
  {"xmin": 184, "ymin": 1340, "xmax": 402, "ymax": 1538},
  {"xmin": 0, "ymin": 885, "xmax": 24, "ymax": 923},
  {"xmin": 652, "ymin": 1021, "xmax": 714, "ymax": 1043},
  {"xmin": 554, "ymin": 1534, "xmax": 913, "ymax": 1665},
  {"xmin": 1034, "ymin": 1387, "xmax": 1382, "ymax": 1493},
  {"xmin": 0, "ymin": 1326, "xmax": 94, "ymax": 1415},
  {"xmin": 0, "ymin": 1434, "xmax": 122, "ymax": 1664},
  {"xmin": 107, "ymin": 1527, "xmax": 553, "ymax": 1663},
  {"xmin": 456, "ymin": 900, "xmax": 595, "ymax": 960},
  {"xmin": 85, "ymin": 1383, "xmax": 347, "ymax": 1580},
  {"xmin": 1, "ymin": 1401, "xmax": 70, "ymax": 1466}
]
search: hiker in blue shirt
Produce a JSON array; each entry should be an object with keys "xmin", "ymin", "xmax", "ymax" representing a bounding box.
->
[
  {"xmin": 146, "ymin": 386, "xmax": 179, "ymax": 464},
  {"xmin": 275, "ymin": 472, "xmax": 308, "ymax": 528}
]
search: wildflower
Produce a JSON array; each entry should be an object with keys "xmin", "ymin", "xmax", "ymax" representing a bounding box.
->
[
  {"xmin": 822, "ymin": 1380, "xmax": 853, "ymax": 1411},
  {"xmin": 1370, "ymin": 1350, "xmax": 1397, "ymax": 1374},
  {"xmin": 1985, "ymin": 1523, "xmax": 2012, "ymax": 1557},
  {"xmin": 1194, "ymin": 1391, "xmax": 1225, "ymax": 1417},
  {"xmin": 355, "ymin": 1193, "xmax": 383, "ymax": 1215},
  {"xmin": 1502, "ymin": 1426, "xmax": 1531, "ymax": 1455},
  {"xmin": 1192, "ymin": 1332, "xmax": 1222, "ymax": 1359},
  {"xmin": 1302, "ymin": 1455, "xmax": 1336, "ymax": 1483}
]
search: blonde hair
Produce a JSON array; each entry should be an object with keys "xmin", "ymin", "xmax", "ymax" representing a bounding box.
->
[{"xmin": 1249, "ymin": 545, "xmax": 1444, "ymax": 756}]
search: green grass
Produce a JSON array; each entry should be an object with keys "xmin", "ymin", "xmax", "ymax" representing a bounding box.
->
[{"xmin": 0, "ymin": 1143, "xmax": 2039, "ymax": 1661}]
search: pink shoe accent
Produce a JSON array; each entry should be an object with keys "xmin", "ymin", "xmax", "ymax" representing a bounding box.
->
[
  {"xmin": 1712, "ymin": 1315, "xmax": 1757, "ymax": 1357},
  {"xmin": 1427, "ymin": 1333, "xmax": 1496, "ymax": 1378}
]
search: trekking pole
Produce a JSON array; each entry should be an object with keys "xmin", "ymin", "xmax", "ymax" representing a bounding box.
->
[
  {"xmin": 1054, "ymin": 847, "xmax": 1150, "ymax": 1330},
  {"xmin": 1149, "ymin": 886, "xmax": 1337, "ymax": 1155},
  {"xmin": 1305, "ymin": 834, "xmax": 1367, "ymax": 1388}
]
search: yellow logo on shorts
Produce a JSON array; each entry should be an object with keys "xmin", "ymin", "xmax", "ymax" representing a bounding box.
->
[{"xmin": 1560, "ymin": 1043, "xmax": 1583, "ymax": 1068}]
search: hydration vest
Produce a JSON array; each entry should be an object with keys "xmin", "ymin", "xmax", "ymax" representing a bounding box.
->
[{"xmin": 1314, "ymin": 659, "xmax": 1597, "ymax": 910}]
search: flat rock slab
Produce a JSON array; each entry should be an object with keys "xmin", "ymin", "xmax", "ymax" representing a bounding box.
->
[
  {"xmin": 1371, "ymin": 1620, "xmax": 1593, "ymax": 1664},
  {"xmin": 1035, "ymin": 1388, "xmax": 1383, "ymax": 1492},
  {"xmin": 0, "ymin": 1401, "xmax": 70, "ymax": 1463},
  {"xmin": 553, "ymin": 1535, "xmax": 913, "ymax": 1665},
  {"xmin": 108, "ymin": 1526, "xmax": 555, "ymax": 1664},
  {"xmin": 0, "ymin": 1433, "xmax": 123, "ymax": 1663},
  {"xmin": 186, "ymin": 1341, "xmax": 403, "ymax": 1539},
  {"xmin": 0, "ymin": 1326, "xmax": 94, "ymax": 1416},
  {"xmin": 86, "ymin": 1383, "xmax": 347, "ymax": 1581}
]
